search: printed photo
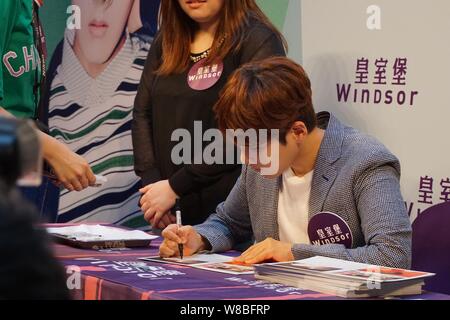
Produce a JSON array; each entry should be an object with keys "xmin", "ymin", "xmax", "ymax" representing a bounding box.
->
[
  {"xmin": 46, "ymin": 0, "xmax": 160, "ymax": 228},
  {"xmin": 194, "ymin": 262, "xmax": 254, "ymax": 275},
  {"xmin": 358, "ymin": 267, "xmax": 429, "ymax": 279}
]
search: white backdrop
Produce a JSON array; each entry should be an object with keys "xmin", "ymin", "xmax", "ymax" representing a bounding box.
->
[{"xmin": 299, "ymin": 0, "xmax": 450, "ymax": 222}]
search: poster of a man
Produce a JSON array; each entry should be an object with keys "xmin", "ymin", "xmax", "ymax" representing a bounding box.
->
[{"xmin": 45, "ymin": 0, "xmax": 160, "ymax": 228}]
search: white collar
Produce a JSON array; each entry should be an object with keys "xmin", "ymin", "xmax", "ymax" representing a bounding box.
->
[{"xmin": 59, "ymin": 29, "xmax": 136, "ymax": 106}]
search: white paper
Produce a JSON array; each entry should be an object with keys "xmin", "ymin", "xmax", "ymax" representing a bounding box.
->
[{"xmin": 47, "ymin": 224, "xmax": 158, "ymax": 242}]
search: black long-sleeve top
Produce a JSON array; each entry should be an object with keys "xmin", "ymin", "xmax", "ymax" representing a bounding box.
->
[{"xmin": 132, "ymin": 19, "xmax": 286, "ymax": 225}]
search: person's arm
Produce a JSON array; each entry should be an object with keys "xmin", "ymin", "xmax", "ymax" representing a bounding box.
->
[
  {"xmin": 0, "ymin": 106, "xmax": 96, "ymax": 191},
  {"xmin": 132, "ymin": 35, "xmax": 162, "ymax": 186},
  {"xmin": 292, "ymin": 162, "xmax": 412, "ymax": 269},
  {"xmin": 38, "ymin": 132, "xmax": 96, "ymax": 191},
  {"xmin": 193, "ymin": 166, "xmax": 253, "ymax": 253},
  {"xmin": 159, "ymin": 166, "xmax": 252, "ymax": 258},
  {"xmin": 0, "ymin": 108, "xmax": 12, "ymax": 117}
]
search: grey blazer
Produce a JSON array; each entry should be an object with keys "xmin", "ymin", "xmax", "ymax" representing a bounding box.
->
[{"xmin": 195, "ymin": 112, "xmax": 412, "ymax": 269}]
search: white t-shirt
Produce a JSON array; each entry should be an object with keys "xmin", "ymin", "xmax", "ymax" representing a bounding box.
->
[{"xmin": 277, "ymin": 168, "xmax": 314, "ymax": 244}]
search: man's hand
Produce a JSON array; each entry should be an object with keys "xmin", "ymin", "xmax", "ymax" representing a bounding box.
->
[
  {"xmin": 1, "ymin": 107, "xmax": 95, "ymax": 191},
  {"xmin": 140, "ymin": 180, "xmax": 178, "ymax": 228},
  {"xmin": 233, "ymin": 237, "xmax": 294, "ymax": 265},
  {"xmin": 159, "ymin": 224, "xmax": 206, "ymax": 258},
  {"xmin": 39, "ymin": 132, "xmax": 96, "ymax": 191}
]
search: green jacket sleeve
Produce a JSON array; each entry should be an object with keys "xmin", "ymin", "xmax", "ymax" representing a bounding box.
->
[{"xmin": 0, "ymin": 0, "xmax": 17, "ymax": 102}]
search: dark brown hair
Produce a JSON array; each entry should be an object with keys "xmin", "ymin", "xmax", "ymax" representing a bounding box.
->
[
  {"xmin": 214, "ymin": 56, "xmax": 317, "ymax": 144},
  {"xmin": 156, "ymin": 0, "xmax": 287, "ymax": 75}
]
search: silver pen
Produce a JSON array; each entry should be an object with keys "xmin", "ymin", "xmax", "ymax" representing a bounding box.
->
[{"xmin": 175, "ymin": 200, "xmax": 183, "ymax": 259}]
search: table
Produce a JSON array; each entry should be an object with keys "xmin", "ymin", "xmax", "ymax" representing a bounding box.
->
[{"xmin": 52, "ymin": 237, "xmax": 450, "ymax": 300}]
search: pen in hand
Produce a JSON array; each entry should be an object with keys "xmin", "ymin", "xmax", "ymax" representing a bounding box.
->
[{"xmin": 175, "ymin": 200, "xmax": 183, "ymax": 260}]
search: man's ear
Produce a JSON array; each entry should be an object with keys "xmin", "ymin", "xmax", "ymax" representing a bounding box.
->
[{"xmin": 290, "ymin": 121, "xmax": 308, "ymax": 142}]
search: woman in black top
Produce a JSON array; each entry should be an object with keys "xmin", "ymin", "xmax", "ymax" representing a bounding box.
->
[{"xmin": 133, "ymin": 0, "xmax": 286, "ymax": 229}]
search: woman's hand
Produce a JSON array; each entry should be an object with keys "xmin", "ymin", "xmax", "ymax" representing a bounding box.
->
[
  {"xmin": 153, "ymin": 212, "xmax": 177, "ymax": 230},
  {"xmin": 140, "ymin": 180, "xmax": 178, "ymax": 228}
]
